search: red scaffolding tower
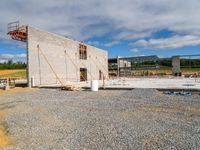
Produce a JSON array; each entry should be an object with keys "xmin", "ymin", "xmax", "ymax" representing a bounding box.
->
[{"xmin": 7, "ymin": 21, "xmax": 27, "ymax": 42}]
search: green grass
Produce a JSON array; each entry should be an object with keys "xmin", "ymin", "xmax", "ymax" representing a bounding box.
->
[
  {"xmin": 0, "ymin": 70, "xmax": 27, "ymax": 78},
  {"xmin": 131, "ymin": 67, "xmax": 200, "ymax": 76},
  {"xmin": 181, "ymin": 68, "xmax": 200, "ymax": 73}
]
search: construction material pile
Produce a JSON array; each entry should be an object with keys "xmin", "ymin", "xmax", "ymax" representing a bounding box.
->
[
  {"xmin": 163, "ymin": 91, "xmax": 192, "ymax": 96},
  {"xmin": 184, "ymin": 72, "xmax": 200, "ymax": 78},
  {"xmin": 61, "ymin": 85, "xmax": 81, "ymax": 91}
]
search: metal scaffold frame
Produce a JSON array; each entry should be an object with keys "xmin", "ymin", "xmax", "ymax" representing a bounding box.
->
[{"xmin": 7, "ymin": 21, "xmax": 27, "ymax": 42}]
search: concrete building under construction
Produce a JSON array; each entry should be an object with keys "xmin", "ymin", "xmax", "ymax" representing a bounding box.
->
[{"xmin": 7, "ymin": 21, "xmax": 108, "ymax": 87}]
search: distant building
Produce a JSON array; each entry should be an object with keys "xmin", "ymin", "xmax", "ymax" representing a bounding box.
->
[{"xmin": 108, "ymin": 55, "xmax": 159, "ymax": 76}]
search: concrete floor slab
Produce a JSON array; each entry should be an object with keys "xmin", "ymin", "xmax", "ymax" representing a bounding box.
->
[{"xmin": 105, "ymin": 77, "xmax": 200, "ymax": 90}]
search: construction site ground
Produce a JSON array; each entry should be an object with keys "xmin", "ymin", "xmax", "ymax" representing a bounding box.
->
[
  {"xmin": 104, "ymin": 77, "xmax": 200, "ymax": 90},
  {"xmin": 0, "ymin": 88, "xmax": 200, "ymax": 149},
  {"xmin": 32, "ymin": 77, "xmax": 200, "ymax": 90}
]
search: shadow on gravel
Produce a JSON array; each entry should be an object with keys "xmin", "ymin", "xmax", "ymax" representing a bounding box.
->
[
  {"xmin": 0, "ymin": 100, "xmax": 25, "ymax": 111},
  {"xmin": 0, "ymin": 111, "xmax": 10, "ymax": 148}
]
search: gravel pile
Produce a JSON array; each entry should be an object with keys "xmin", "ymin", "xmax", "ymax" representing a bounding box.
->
[{"xmin": 0, "ymin": 89, "xmax": 200, "ymax": 150}]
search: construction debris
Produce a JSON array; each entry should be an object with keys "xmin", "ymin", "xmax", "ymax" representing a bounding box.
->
[
  {"xmin": 61, "ymin": 85, "xmax": 81, "ymax": 91},
  {"xmin": 184, "ymin": 72, "xmax": 200, "ymax": 78},
  {"xmin": 163, "ymin": 91, "xmax": 192, "ymax": 96}
]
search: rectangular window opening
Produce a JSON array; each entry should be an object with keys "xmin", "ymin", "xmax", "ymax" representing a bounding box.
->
[{"xmin": 79, "ymin": 44, "xmax": 87, "ymax": 59}]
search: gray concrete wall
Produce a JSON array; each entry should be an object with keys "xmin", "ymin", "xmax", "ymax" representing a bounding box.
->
[
  {"xmin": 27, "ymin": 26, "xmax": 108, "ymax": 87},
  {"xmin": 172, "ymin": 56, "xmax": 181, "ymax": 75}
]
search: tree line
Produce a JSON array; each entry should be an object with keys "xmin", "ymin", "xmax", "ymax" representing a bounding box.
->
[
  {"xmin": 0, "ymin": 60, "xmax": 27, "ymax": 70},
  {"xmin": 132, "ymin": 58, "xmax": 200, "ymax": 67}
]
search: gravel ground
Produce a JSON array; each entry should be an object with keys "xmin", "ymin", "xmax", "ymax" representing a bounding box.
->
[{"xmin": 0, "ymin": 88, "xmax": 200, "ymax": 150}]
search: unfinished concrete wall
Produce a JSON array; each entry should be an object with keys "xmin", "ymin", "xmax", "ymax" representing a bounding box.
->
[
  {"xmin": 27, "ymin": 26, "xmax": 108, "ymax": 87},
  {"xmin": 172, "ymin": 56, "xmax": 181, "ymax": 75}
]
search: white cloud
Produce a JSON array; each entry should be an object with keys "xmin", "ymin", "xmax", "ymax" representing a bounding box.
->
[
  {"xmin": 104, "ymin": 41, "xmax": 120, "ymax": 47},
  {"xmin": 130, "ymin": 48, "xmax": 141, "ymax": 53},
  {"xmin": 0, "ymin": 54, "xmax": 14, "ymax": 60},
  {"xmin": 0, "ymin": 0, "xmax": 199, "ymax": 42},
  {"xmin": 15, "ymin": 54, "xmax": 26, "ymax": 59},
  {"xmin": 86, "ymin": 40, "xmax": 120, "ymax": 47},
  {"xmin": 0, "ymin": 36, "xmax": 26, "ymax": 50},
  {"xmin": 86, "ymin": 41, "xmax": 100, "ymax": 47},
  {"xmin": 0, "ymin": 53, "xmax": 26, "ymax": 62},
  {"xmin": 0, "ymin": 0, "xmax": 200, "ymax": 56},
  {"xmin": 134, "ymin": 35, "xmax": 200, "ymax": 50}
]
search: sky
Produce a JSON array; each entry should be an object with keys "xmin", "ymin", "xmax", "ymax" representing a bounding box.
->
[{"xmin": 0, "ymin": 0, "xmax": 200, "ymax": 62}]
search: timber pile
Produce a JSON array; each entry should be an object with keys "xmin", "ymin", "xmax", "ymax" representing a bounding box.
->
[{"xmin": 61, "ymin": 85, "xmax": 81, "ymax": 91}]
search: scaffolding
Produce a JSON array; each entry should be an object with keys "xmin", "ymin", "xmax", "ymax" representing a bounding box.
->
[{"xmin": 7, "ymin": 21, "xmax": 27, "ymax": 42}]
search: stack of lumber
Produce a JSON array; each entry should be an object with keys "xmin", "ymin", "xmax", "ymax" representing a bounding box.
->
[{"xmin": 61, "ymin": 85, "xmax": 81, "ymax": 91}]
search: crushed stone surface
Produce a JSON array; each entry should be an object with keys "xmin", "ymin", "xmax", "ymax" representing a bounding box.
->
[{"xmin": 0, "ymin": 89, "xmax": 200, "ymax": 150}]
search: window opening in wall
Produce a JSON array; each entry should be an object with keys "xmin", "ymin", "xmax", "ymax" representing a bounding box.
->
[{"xmin": 79, "ymin": 44, "xmax": 87, "ymax": 59}]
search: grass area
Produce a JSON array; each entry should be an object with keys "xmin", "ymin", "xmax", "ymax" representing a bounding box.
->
[
  {"xmin": 131, "ymin": 67, "xmax": 200, "ymax": 76},
  {"xmin": 181, "ymin": 68, "xmax": 200, "ymax": 74},
  {"xmin": 0, "ymin": 88, "xmax": 38, "ymax": 95},
  {"xmin": 0, "ymin": 70, "xmax": 26, "ymax": 78}
]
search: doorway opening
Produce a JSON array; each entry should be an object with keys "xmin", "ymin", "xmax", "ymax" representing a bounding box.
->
[{"xmin": 80, "ymin": 68, "xmax": 87, "ymax": 81}]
